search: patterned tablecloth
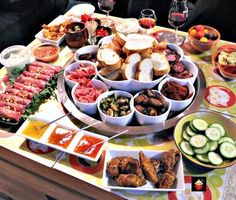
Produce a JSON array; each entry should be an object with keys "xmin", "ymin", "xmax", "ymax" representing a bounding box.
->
[{"xmin": 0, "ymin": 17, "xmax": 236, "ymax": 200}]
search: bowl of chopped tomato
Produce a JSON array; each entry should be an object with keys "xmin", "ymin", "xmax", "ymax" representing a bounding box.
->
[
  {"xmin": 32, "ymin": 43, "xmax": 60, "ymax": 63},
  {"xmin": 96, "ymin": 26, "xmax": 112, "ymax": 43}
]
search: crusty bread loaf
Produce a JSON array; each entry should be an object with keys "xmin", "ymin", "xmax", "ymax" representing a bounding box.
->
[
  {"xmin": 121, "ymin": 53, "xmax": 141, "ymax": 80},
  {"xmin": 151, "ymin": 53, "xmax": 170, "ymax": 76},
  {"xmin": 100, "ymin": 41, "xmax": 122, "ymax": 55},
  {"xmin": 114, "ymin": 32, "xmax": 127, "ymax": 46},
  {"xmin": 126, "ymin": 34, "xmax": 158, "ymax": 46},
  {"xmin": 97, "ymin": 48, "xmax": 122, "ymax": 70},
  {"xmin": 135, "ymin": 58, "xmax": 153, "ymax": 82},
  {"xmin": 104, "ymin": 70, "xmax": 121, "ymax": 80},
  {"xmin": 123, "ymin": 39, "xmax": 153, "ymax": 56}
]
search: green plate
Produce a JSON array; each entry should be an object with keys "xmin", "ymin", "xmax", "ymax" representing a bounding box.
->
[{"xmin": 174, "ymin": 111, "xmax": 236, "ymax": 169}]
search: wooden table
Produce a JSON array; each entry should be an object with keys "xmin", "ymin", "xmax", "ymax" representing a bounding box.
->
[{"xmin": 1, "ymin": 13, "xmax": 236, "ymax": 200}]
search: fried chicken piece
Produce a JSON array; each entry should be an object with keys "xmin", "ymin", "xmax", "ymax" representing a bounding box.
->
[
  {"xmin": 161, "ymin": 149, "xmax": 180, "ymax": 171},
  {"xmin": 159, "ymin": 171, "xmax": 176, "ymax": 188},
  {"xmin": 116, "ymin": 174, "xmax": 146, "ymax": 187},
  {"xmin": 119, "ymin": 157, "xmax": 145, "ymax": 179},
  {"xmin": 151, "ymin": 159, "xmax": 161, "ymax": 173},
  {"xmin": 139, "ymin": 151, "xmax": 158, "ymax": 183},
  {"xmin": 106, "ymin": 157, "xmax": 124, "ymax": 177}
]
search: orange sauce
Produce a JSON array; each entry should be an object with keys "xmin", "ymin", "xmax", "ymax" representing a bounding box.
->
[
  {"xmin": 74, "ymin": 135, "xmax": 104, "ymax": 158},
  {"xmin": 22, "ymin": 120, "xmax": 48, "ymax": 139},
  {"xmin": 47, "ymin": 126, "xmax": 76, "ymax": 148}
]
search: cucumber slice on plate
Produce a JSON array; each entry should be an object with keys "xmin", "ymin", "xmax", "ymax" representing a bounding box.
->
[
  {"xmin": 183, "ymin": 131, "xmax": 190, "ymax": 141},
  {"xmin": 209, "ymin": 141, "xmax": 218, "ymax": 151},
  {"xmin": 208, "ymin": 152, "xmax": 223, "ymax": 165},
  {"xmin": 193, "ymin": 142, "xmax": 211, "ymax": 154},
  {"xmin": 190, "ymin": 134, "xmax": 208, "ymax": 148},
  {"xmin": 220, "ymin": 142, "xmax": 236, "ymax": 159},
  {"xmin": 218, "ymin": 137, "xmax": 235, "ymax": 145},
  {"xmin": 189, "ymin": 121, "xmax": 198, "ymax": 132},
  {"xmin": 186, "ymin": 125, "xmax": 197, "ymax": 136},
  {"xmin": 205, "ymin": 127, "xmax": 221, "ymax": 141},
  {"xmin": 191, "ymin": 119, "xmax": 208, "ymax": 132},
  {"xmin": 196, "ymin": 154, "xmax": 210, "ymax": 163},
  {"xmin": 210, "ymin": 123, "xmax": 225, "ymax": 137},
  {"xmin": 180, "ymin": 141, "xmax": 194, "ymax": 156}
]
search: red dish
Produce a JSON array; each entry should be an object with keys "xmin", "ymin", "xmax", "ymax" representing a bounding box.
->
[
  {"xmin": 33, "ymin": 43, "xmax": 60, "ymax": 63},
  {"xmin": 48, "ymin": 126, "xmax": 76, "ymax": 148},
  {"xmin": 74, "ymin": 135, "xmax": 104, "ymax": 158}
]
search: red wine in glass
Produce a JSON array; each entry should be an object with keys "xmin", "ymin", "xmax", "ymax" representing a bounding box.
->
[
  {"xmin": 99, "ymin": 5, "xmax": 113, "ymax": 13},
  {"xmin": 98, "ymin": 0, "xmax": 115, "ymax": 17},
  {"xmin": 168, "ymin": 12, "xmax": 187, "ymax": 27},
  {"xmin": 139, "ymin": 18, "xmax": 156, "ymax": 29}
]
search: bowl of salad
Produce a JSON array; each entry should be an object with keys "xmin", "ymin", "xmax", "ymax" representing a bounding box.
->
[{"xmin": 174, "ymin": 111, "xmax": 236, "ymax": 169}]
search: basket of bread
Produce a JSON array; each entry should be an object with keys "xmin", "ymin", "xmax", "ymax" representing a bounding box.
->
[{"xmin": 96, "ymin": 33, "xmax": 174, "ymax": 92}]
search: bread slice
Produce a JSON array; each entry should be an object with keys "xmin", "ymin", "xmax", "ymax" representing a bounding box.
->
[
  {"xmin": 135, "ymin": 58, "xmax": 153, "ymax": 82},
  {"xmin": 114, "ymin": 32, "xmax": 127, "ymax": 46},
  {"xmin": 99, "ymin": 66, "xmax": 120, "ymax": 76},
  {"xmin": 104, "ymin": 70, "xmax": 121, "ymax": 80},
  {"xmin": 123, "ymin": 39, "xmax": 153, "ymax": 56},
  {"xmin": 97, "ymin": 48, "xmax": 122, "ymax": 70},
  {"xmin": 126, "ymin": 34, "xmax": 157, "ymax": 46},
  {"xmin": 100, "ymin": 41, "xmax": 122, "ymax": 55},
  {"xmin": 151, "ymin": 53, "xmax": 170, "ymax": 76},
  {"xmin": 121, "ymin": 53, "xmax": 141, "ymax": 80}
]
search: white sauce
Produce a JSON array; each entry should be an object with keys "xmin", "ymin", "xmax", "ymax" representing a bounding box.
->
[{"xmin": 4, "ymin": 49, "xmax": 29, "ymax": 66}]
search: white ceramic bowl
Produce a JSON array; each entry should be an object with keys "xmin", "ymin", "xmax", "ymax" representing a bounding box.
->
[
  {"xmin": 0, "ymin": 45, "xmax": 31, "ymax": 76},
  {"xmin": 133, "ymin": 90, "xmax": 171, "ymax": 125},
  {"xmin": 97, "ymin": 72, "xmax": 166, "ymax": 92},
  {"xmin": 74, "ymin": 45, "xmax": 98, "ymax": 62},
  {"xmin": 166, "ymin": 43, "xmax": 184, "ymax": 60},
  {"xmin": 71, "ymin": 79, "xmax": 108, "ymax": 115},
  {"xmin": 168, "ymin": 59, "xmax": 198, "ymax": 84},
  {"xmin": 97, "ymin": 90, "xmax": 134, "ymax": 126},
  {"xmin": 158, "ymin": 77, "xmax": 195, "ymax": 112},
  {"xmin": 67, "ymin": 4, "xmax": 95, "ymax": 17},
  {"xmin": 64, "ymin": 60, "xmax": 97, "ymax": 88}
]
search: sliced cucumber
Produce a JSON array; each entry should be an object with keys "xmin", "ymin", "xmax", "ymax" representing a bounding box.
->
[
  {"xmin": 183, "ymin": 131, "xmax": 190, "ymax": 141},
  {"xmin": 186, "ymin": 125, "xmax": 197, "ymax": 136},
  {"xmin": 208, "ymin": 152, "xmax": 223, "ymax": 165},
  {"xmin": 190, "ymin": 134, "xmax": 208, "ymax": 148},
  {"xmin": 189, "ymin": 121, "xmax": 198, "ymax": 132},
  {"xmin": 205, "ymin": 127, "xmax": 221, "ymax": 141},
  {"xmin": 193, "ymin": 142, "xmax": 211, "ymax": 154},
  {"xmin": 196, "ymin": 154, "xmax": 210, "ymax": 163},
  {"xmin": 180, "ymin": 141, "xmax": 194, "ymax": 156},
  {"xmin": 218, "ymin": 137, "xmax": 235, "ymax": 145},
  {"xmin": 209, "ymin": 141, "xmax": 218, "ymax": 151},
  {"xmin": 192, "ymin": 119, "xmax": 208, "ymax": 132},
  {"xmin": 210, "ymin": 123, "xmax": 225, "ymax": 137},
  {"xmin": 220, "ymin": 142, "xmax": 236, "ymax": 159}
]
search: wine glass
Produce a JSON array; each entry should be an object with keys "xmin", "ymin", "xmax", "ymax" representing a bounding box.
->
[
  {"xmin": 86, "ymin": 20, "xmax": 98, "ymax": 45},
  {"xmin": 98, "ymin": 0, "xmax": 115, "ymax": 25},
  {"xmin": 168, "ymin": 0, "xmax": 188, "ymax": 45},
  {"xmin": 139, "ymin": 9, "xmax": 157, "ymax": 34}
]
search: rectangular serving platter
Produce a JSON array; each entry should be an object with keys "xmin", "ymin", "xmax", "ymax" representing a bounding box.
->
[
  {"xmin": 103, "ymin": 149, "xmax": 185, "ymax": 191},
  {"xmin": 103, "ymin": 149, "xmax": 185, "ymax": 192},
  {"xmin": 16, "ymin": 115, "xmax": 108, "ymax": 162},
  {"xmin": 35, "ymin": 15, "xmax": 79, "ymax": 45}
]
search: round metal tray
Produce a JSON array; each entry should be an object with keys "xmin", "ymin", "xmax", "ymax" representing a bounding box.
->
[{"xmin": 57, "ymin": 67, "xmax": 206, "ymax": 136}]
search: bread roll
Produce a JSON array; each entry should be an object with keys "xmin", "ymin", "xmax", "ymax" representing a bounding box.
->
[
  {"xmin": 114, "ymin": 32, "xmax": 127, "ymax": 46},
  {"xmin": 97, "ymin": 48, "xmax": 122, "ymax": 70},
  {"xmin": 121, "ymin": 53, "xmax": 141, "ymax": 80},
  {"xmin": 135, "ymin": 58, "xmax": 153, "ymax": 82},
  {"xmin": 123, "ymin": 39, "xmax": 153, "ymax": 56},
  {"xmin": 151, "ymin": 53, "xmax": 170, "ymax": 76}
]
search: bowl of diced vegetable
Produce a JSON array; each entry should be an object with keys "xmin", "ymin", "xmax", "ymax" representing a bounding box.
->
[{"xmin": 174, "ymin": 111, "xmax": 236, "ymax": 169}]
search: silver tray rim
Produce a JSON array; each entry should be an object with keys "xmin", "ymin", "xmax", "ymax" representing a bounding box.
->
[{"xmin": 57, "ymin": 66, "xmax": 206, "ymax": 136}]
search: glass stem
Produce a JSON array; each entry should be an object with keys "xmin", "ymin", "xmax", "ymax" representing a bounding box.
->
[
  {"xmin": 106, "ymin": 11, "xmax": 109, "ymax": 18},
  {"xmin": 175, "ymin": 26, "xmax": 178, "ymax": 44}
]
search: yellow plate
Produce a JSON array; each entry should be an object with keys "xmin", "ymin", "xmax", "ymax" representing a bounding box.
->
[{"xmin": 174, "ymin": 111, "xmax": 236, "ymax": 169}]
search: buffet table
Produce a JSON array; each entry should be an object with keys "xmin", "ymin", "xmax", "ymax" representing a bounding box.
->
[{"xmin": 0, "ymin": 13, "xmax": 236, "ymax": 200}]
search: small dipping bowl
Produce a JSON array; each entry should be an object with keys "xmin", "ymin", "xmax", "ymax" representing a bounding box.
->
[{"xmin": 0, "ymin": 45, "xmax": 31, "ymax": 76}]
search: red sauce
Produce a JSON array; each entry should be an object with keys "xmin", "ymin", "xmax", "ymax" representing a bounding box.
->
[
  {"xmin": 48, "ymin": 126, "xmax": 76, "ymax": 148},
  {"xmin": 74, "ymin": 135, "xmax": 104, "ymax": 158},
  {"xmin": 33, "ymin": 45, "xmax": 58, "ymax": 58}
]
